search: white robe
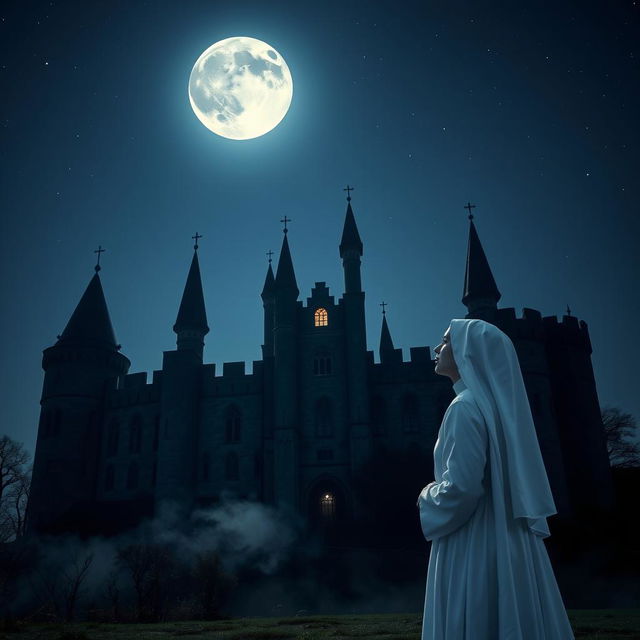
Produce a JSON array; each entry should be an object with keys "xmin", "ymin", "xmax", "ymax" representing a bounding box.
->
[{"xmin": 418, "ymin": 381, "xmax": 575, "ymax": 640}]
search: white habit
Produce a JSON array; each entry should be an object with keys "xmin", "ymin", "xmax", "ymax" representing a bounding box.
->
[{"xmin": 418, "ymin": 320, "xmax": 575, "ymax": 640}]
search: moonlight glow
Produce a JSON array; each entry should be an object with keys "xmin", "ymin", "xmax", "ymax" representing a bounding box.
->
[{"xmin": 189, "ymin": 37, "xmax": 293, "ymax": 140}]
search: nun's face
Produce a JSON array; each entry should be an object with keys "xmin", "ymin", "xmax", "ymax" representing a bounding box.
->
[{"xmin": 434, "ymin": 327, "xmax": 460, "ymax": 382}]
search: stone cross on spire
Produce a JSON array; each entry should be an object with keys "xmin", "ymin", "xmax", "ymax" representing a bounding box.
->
[
  {"xmin": 464, "ymin": 202, "xmax": 476, "ymax": 220},
  {"xmin": 380, "ymin": 301, "xmax": 387, "ymax": 315},
  {"xmin": 94, "ymin": 245, "xmax": 105, "ymax": 272},
  {"xmin": 344, "ymin": 184, "xmax": 355, "ymax": 201},
  {"xmin": 192, "ymin": 232, "xmax": 202, "ymax": 251},
  {"xmin": 266, "ymin": 249, "xmax": 274, "ymax": 264}
]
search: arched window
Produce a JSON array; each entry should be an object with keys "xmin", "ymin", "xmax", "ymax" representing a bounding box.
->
[
  {"xmin": 315, "ymin": 397, "xmax": 334, "ymax": 438},
  {"xmin": 107, "ymin": 420, "xmax": 119, "ymax": 457},
  {"xmin": 370, "ymin": 395, "xmax": 387, "ymax": 436},
  {"xmin": 402, "ymin": 394, "xmax": 419, "ymax": 433},
  {"xmin": 225, "ymin": 405, "xmax": 242, "ymax": 443},
  {"xmin": 129, "ymin": 415, "xmax": 143, "ymax": 454},
  {"xmin": 105, "ymin": 465, "xmax": 115, "ymax": 491},
  {"xmin": 313, "ymin": 352, "xmax": 332, "ymax": 376},
  {"xmin": 126, "ymin": 461, "xmax": 139, "ymax": 490},
  {"xmin": 314, "ymin": 308, "xmax": 328, "ymax": 327},
  {"xmin": 225, "ymin": 452, "xmax": 239, "ymax": 481},
  {"xmin": 202, "ymin": 452, "xmax": 210, "ymax": 481},
  {"xmin": 320, "ymin": 492, "xmax": 336, "ymax": 519}
]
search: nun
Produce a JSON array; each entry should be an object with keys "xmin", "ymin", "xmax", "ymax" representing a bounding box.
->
[{"xmin": 417, "ymin": 318, "xmax": 575, "ymax": 640}]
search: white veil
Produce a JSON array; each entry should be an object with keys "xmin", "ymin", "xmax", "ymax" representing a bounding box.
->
[{"xmin": 450, "ymin": 318, "xmax": 557, "ymax": 537}]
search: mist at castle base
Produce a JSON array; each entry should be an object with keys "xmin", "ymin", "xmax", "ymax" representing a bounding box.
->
[{"xmin": 6, "ymin": 496, "xmax": 638, "ymax": 619}]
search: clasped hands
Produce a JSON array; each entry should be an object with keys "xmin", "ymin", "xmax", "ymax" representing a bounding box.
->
[{"xmin": 416, "ymin": 481, "xmax": 436, "ymax": 508}]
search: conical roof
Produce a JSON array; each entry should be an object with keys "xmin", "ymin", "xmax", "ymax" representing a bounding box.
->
[
  {"xmin": 379, "ymin": 313, "xmax": 395, "ymax": 360},
  {"xmin": 58, "ymin": 272, "xmax": 119, "ymax": 350},
  {"xmin": 462, "ymin": 219, "xmax": 501, "ymax": 306},
  {"xmin": 173, "ymin": 251, "xmax": 209, "ymax": 334},
  {"xmin": 275, "ymin": 233, "xmax": 299, "ymax": 298},
  {"xmin": 339, "ymin": 201, "xmax": 363, "ymax": 257},
  {"xmin": 261, "ymin": 263, "xmax": 276, "ymax": 299}
]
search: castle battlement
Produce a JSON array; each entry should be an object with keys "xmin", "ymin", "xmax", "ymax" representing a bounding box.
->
[
  {"xmin": 201, "ymin": 360, "xmax": 264, "ymax": 397},
  {"xmin": 494, "ymin": 306, "xmax": 591, "ymax": 350}
]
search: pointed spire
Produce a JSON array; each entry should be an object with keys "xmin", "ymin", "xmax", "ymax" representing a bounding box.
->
[
  {"xmin": 261, "ymin": 262, "xmax": 276, "ymax": 299},
  {"xmin": 379, "ymin": 304, "xmax": 395, "ymax": 363},
  {"xmin": 339, "ymin": 200, "xmax": 363, "ymax": 257},
  {"xmin": 173, "ymin": 249, "xmax": 209, "ymax": 336},
  {"xmin": 58, "ymin": 271, "xmax": 119, "ymax": 351},
  {"xmin": 462, "ymin": 213, "xmax": 501, "ymax": 309},
  {"xmin": 275, "ymin": 230, "xmax": 299, "ymax": 298}
]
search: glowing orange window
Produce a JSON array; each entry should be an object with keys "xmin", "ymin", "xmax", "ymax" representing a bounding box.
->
[{"xmin": 314, "ymin": 308, "xmax": 328, "ymax": 327}]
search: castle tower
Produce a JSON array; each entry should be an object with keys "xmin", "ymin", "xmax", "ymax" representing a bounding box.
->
[
  {"xmin": 543, "ymin": 314, "xmax": 615, "ymax": 515},
  {"xmin": 272, "ymin": 220, "xmax": 300, "ymax": 515},
  {"xmin": 260, "ymin": 255, "xmax": 277, "ymax": 503},
  {"xmin": 28, "ymin": 257, "xmax": 130, "ymax": 534},
  {"xmin": 462, "ymin": 206, "xmax": 501, "ymax": 321},
  {"xmin": 155, "ymin": 238, "xmax": 209, "ymax": 514},
  {"xmin": 339, "ymin": 189, "xmax": 372, "ymax": 482}
]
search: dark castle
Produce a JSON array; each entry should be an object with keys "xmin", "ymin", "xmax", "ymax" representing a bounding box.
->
[{"xmin": 26, "ymin": 197, "xmax": 615, "ymax": 539}]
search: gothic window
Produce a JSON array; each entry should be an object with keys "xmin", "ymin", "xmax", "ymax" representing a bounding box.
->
[
  {"xmin": 107, "ymin": 420, "xmax": 119, "ymax": 457},
  {"xmin": 370, "ymin": 395, "xmax": 387, "ymax": 436},
  {"xmin": 225, "ymin": 452, "xmax": 239, "ymax": 481},
  {"xmin": 402, "ymin": 394, "xmax": 420, "ymax": 433},
  {"xmin": 315, "ymin": 397, "xmax": 334, "ymax": 438},
  {"xmin": 202, "ymin": 452, "xmax": 210, "ymax": 481},
  {"xmin": 320, "ymin": 492, "xmax": 336, "ymax": 519},
  {"xmin": 313, "ymin": 352, "xmax": 332, "ymax": 376},
  {"xmin": 126, "ymin": 461, "xmax": 139, "ymax": 490},
  {"xmin": 105, "ymin": 465, "xmax": 115, "ymax": 491},
  {"xmin": 129, "ymin": 415, "xmax": 143, "ymax": 454},
  {"xmin": 314, "ymin": 307, "xmax": 328, "ymax": 327},
  {"xmin": 225, "ymin": 405, "xmax": 242, "ymax": 443}
]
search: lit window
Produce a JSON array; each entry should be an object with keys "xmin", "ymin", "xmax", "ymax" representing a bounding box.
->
[
  {"xmin": 314, "ymin": 308, "xmax": 328, "ymax": 327},
  {"xmin": 320, "ymin": 492, "xmax": 335, "ymax": 518}
]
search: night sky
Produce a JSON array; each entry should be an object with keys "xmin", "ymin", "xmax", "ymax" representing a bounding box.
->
[{"xmin": 1, "ymin": 0, "xmax": 638, "ymax": 459}]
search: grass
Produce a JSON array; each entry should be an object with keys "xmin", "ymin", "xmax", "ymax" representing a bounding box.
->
[{"xmin": 1, "ymin": 610, "xmax": 639, "ymax": 640}]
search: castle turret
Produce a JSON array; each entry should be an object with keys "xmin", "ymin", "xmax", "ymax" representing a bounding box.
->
[
  {"xmin": 261, "ymin": 257, "xmax": 276, "ymax": 359},
  {"xmin": 339, "ymin": 189, "xmax": 372, "ymax": 489},
  {"xmin": 462, "ymin": 207, "xmax": 501, "ymax": 321},
  {"xmin": 173, "ymin": 242, "xmax": 209, "ymax": 360},
  {"xmin": 155, "ymin": 239, "xmax": 208, "ymax": 513},
  {"xmin": 272, "ymin": 222, "xmax": 300, "ymax": 515},
  {"xmin": 28, "ymin": 258, "xmax": 130, "ymax": 534}
]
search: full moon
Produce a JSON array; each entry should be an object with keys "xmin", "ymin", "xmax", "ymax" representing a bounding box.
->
[{"xmin": 189, "ymin": 37, "xmax": 293, "ymax": 140}]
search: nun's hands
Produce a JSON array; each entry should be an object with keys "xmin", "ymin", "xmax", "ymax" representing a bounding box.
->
[{"xmin": 416, "ymin": 482, "xmax": 435, "ymax": 508}]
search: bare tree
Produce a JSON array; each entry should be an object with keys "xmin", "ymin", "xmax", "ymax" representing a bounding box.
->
[
  {"xmin": 61, "ymin": 552, "xmax": 94, "ymax": 622},
  {"xmin": 0, "ymin": 436, "xmax": 31, "ymax": 543},
  {"xmin": 602, "ymin": 407, "xmax": 640, "ymax": 468}
]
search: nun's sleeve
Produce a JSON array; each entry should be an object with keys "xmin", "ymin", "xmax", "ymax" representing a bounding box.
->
[{"xmin": 418, "ymin": 400, "xmax": 488, "ymax": 541}]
